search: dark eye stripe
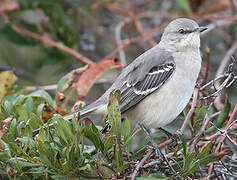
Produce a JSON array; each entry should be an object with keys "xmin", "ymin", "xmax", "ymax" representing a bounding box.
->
[{"xmin": 178, "ymin": 28, "xmax": 196, "ymax": 34}]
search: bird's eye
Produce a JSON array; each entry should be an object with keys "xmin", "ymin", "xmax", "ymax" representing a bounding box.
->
[{"xmin": 178, "ymin": 28, "xmax": 185, "ymax": 34}]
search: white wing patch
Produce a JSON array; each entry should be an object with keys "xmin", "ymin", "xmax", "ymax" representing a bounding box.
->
[{"xmin": 134, "ymin": 87, "xmax": 158, "ymax": 95}]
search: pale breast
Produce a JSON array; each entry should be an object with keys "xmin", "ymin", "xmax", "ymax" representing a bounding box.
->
[{"xmin": 123, "ymin": 51, "xmax": 201, "ymax": 128}]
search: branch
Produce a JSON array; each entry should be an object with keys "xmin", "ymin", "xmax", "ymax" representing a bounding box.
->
[
  {"xmin": 3, "ymin": 14, "xmax": 94, "ymax": 66},
  {"xmin": 178, "ymin": 87, "xmax": 199, "ymax": 134},
  {"xmin": 131, "ymin": 149, "xmax": 153, "ymax": 180}
]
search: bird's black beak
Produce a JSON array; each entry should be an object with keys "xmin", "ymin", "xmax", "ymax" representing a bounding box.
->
[{"xmin": 199, "ymin": 26, "xmax": 208, "ymax": 32}]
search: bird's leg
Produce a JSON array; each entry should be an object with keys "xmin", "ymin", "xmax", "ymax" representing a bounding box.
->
[
  {"xmin": 158, "ymin": 127, "xmax": 180, "ymax": 147},
  {"xmin": 139, "ymin": 124, "xmax": 175, "ymax": 173}
]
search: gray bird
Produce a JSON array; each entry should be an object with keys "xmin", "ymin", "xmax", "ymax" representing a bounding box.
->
[
  {"xmin": 64, "ymin": 18, "xmax": 206, "ymax": 128},
  {"xmin": 33, "ymin": 18, "xmax": 207, "ymax": 165}
]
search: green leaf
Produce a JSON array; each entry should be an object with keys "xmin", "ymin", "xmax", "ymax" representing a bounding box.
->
[
  {"xmin": 183, "ymin": 152, "xmax": 196, "ymax": 172},
  {"xmin": 181, "ymin": 135, "xmax": 187, "ymax": 158},
  {"xmin": 57, "ymin": 117, "xmax": 74, "ymax": 140},
  {"xmin": 108, "ymin": 90, "xmax": 122, "ymax": 140},
  {"xmin": 177, "ymin": 0, "xmax": 192, "ymax": 14},
  {"xmin": 13, "ymin": 95, "xmax": 25, "ymax": 105},
  {"xmin": 36, "ymin": 103, "xmax": 45, "ymax": 120},
  {"xmin": 123, "ymin": 118, "xmax": 130, "ymax": 144},
  {"xmin": 10, "ymin": 157, "xmax": 40, "ymax": 167},
  {"xmin": 84, "ymin": 123, "xmax": 104, "ymax": 152},
  {"xmin": 29, "ymin": 112, "xmax": 44, "ymax": 130},
  {"xmin": 16, "ymin": 104, "xmax": 28, "ymax": 123},
  {"xmin": 56, "ymin": 71, "xmax": 73, "ymax": 92},
  {"xmin": 199, "ymin": 154, "xmax": 220, "ymax": 165},
  {"xmin": 8, "ymin": 118, "xmax": 17, "ymax": 141},
  {"xmin": 196, "ymin": 141, "xmax": 214, "ymax": 160},
  {"xmin": 0, "ymin": 25, "xmax": 37, "ymax": 45},
  {"xmin": 104, "ymin": 136, "xmax": 115, "ymax": 155},
  {"xmin": 37, "ymin": 141, "xmax": 55, "ymax": 169},
  {"xmin": 29, "ymin": 90, "xmax": 55, "ymax": 106},
  {"xmin": 16, "ymin": 137, "xmax": 36, "ymax": 147},
  {"xmin": 54, "ymin": 123, "xmax": 68, "ymax": 144},
  {"xmin": 136, "ymin": 171, "xmax": 167, "ymax": 179},
  {"xmin": 206, "ymin": 102, "xmax": 231, "ymax": 135},
  {"xmin": 25, "ymin": 97, "xmax": 34, "ymax": 116},
  {"xmin": 114, "ymin": 143, "xmax": 123, "ymax": 171}
]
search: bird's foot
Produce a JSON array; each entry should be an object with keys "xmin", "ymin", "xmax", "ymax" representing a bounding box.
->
[
  {"xmin": 139, "ymin": 124, "xmax": 176, "ymax": 173},
  {"xmin": 158, "ymin": 128, "xmax": 180, "ymax": 148}
]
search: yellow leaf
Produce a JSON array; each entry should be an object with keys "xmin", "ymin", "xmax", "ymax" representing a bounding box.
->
[{"xmin": 0, "ymin": 71, "xmax": 17, "ymax": 101}]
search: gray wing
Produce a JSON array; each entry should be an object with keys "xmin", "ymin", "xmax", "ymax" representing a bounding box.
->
[{"xmin": 118, "ymin": 51, "xmax": 175, "ymax": 113}]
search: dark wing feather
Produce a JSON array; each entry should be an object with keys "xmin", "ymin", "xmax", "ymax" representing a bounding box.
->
[{"xmin": 119, "ymin": 62, "xmax": 175, "ymax": 113}]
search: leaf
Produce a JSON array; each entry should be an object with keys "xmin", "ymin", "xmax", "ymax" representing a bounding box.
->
[
  {"xmin": 108, "ymin": 90, "xmax": 122, "ymax": 140},
  {"xmin": 21, "ymin": 9, "xmax": 49, "ymax": 25},
  {"xmin": 10, "ymin": 157, "xmax": 39, "ymax": 167},
  {"xmin": 183, "ymin": 152, "xmax": 196, "ymax": 172},
  {"xmin": 54, "ymin": 123, "xmax": 68, "ymax": 144},
  {"xmin": 196, "ymin": 141, "xmax": 214, "ymax": 160},
  {"xmin": 28, "ymin": 90, "xmax": 55, "ymax": 107},
  {"xmin": 37, "ymin": 103, "xmax": 45, "ymax": 120},
  {"xmin": 123, "ymin": 118, "xmax": 130, "ymax": 144},
  {"xmin": 56, "ymin": 71, "xmax": 73, "ymax": 93},
  {"xmin": 199, "ymin": 154, "xmax": 219, "ymax": 165},
  {"xmin": 29, "ymin": 113, "xmax": 44, "ymax": 130},
  {"xmin": 84, "ymin": 122, "xmax": 104, "ymax": 152},
  {"xmin": 37, "ymin": 141, "xmax": 55, "ymax": 169},
  {"xmin": 177, "ymin": 0, "xmax": 192, "ymax": 14},
  {"xmin": 181, "ymin": 135, "xmax": 187, "ymax": 158},
  {"xmin": 16, "ymin": 137, "xmax": 36, "ymax": 147},
  {"xmin": 25, "ymin": 97, "xmax": 34, "ymax": 116},
  {"xmin": 77, "ymin": 60, "xmax": 123, "ymax": 99},
  {"xmin": 7, "ymin": 117, "xmax": 17, "ymax": 141},
  {"xmin": 57, "ymin": 117, "xmax": 74, "ymax": 140},
  {"xmin": 0, "ymin": 25, "xmax": 37, "ymax": 45},
  {"xmin": 0, "ymin": 71, "xmax": 17, "ymax": 101},
  {"xmin": 104, "ymin": 136, "xmax": 115, "ymax": 155},
  {"xmin": 13, "ymin": 95, "xmax": 25, "ymax": 105},
  {"xmin": 15, "ymin": 105, "xmax": 28, "ymax": 123},
  {"xmin": 114, "ymin": 143, "xmax": 123, "ymax": 171},
  {"xmin": 206, "ymin": 102, "xmax": 230, "ymax": 135}
]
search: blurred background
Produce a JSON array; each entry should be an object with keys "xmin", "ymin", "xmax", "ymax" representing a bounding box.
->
[{"xmin": 0, "ymin": 0, "xmax": 236, "ymax": 108}]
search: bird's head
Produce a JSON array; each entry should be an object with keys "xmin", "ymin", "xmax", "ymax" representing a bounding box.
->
[{"xmin": 161, "ymin": 18, "xmax": 207, "ymax": 51}]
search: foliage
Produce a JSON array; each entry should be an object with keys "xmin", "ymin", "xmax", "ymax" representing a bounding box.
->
[
  {"xmin": 0, "ymin": 0, "xmax": 237, "ymax": 179},
  {"xmin": 0, "ymin": 70, "xmax": 236, "ymax": 179}
]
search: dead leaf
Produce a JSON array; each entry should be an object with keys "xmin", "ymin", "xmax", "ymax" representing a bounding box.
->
[
  {"xmin": 216, "ymin": 149, "xmax": 232, "ymax": 158},
  {"xmin": 0, "ymin": 71, "xmax": 18, "ymax": 101},
  {"xmin": 0, "ymin": 115, "xmax": 14, "ymax": 147},
  {"xmin": 76, "ymin": 60, "xmax": 124, "ymax": 100}
]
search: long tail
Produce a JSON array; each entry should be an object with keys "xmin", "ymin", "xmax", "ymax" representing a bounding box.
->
[{"xmin": 32, "ymin": 101, "xmax": 104, "ymax": 136}]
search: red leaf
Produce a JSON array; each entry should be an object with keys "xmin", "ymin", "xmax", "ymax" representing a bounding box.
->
[{"xmin": 76, "ymin": 60, "xmax": 124, "ymax": 100}]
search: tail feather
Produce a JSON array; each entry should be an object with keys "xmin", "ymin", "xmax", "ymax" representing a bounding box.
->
[
  {"xmin": 32, "ymin": 101, "xmax": 105, "ymax": 136},
  {"xmin": 63, "ymin": 102, "xmax": 104, "ymax": 120}
]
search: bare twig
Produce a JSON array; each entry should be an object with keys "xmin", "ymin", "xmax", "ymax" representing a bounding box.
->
[
  {"xmin": 103, "ymin": 24, "xmax": 165, "ymax": 60},
  {"xmin": 208, "ymin": 104, "xmax": 237, "ymax": 178},
  {"xmin": 178, "ymin": 88, "xmax": 199, "ymax": 134},
  {"xmin": 201, "ymin": 19, "xmax": 234, "ymax": 36},
  {"xmin": 201, "ymin": 72, "xmax": 236, "ymax": 100},
  {"xmin": 115, "ymin": 19, "xmax": 130, "ymax": 65},
  {"xmin": 204, "ymin": 47, "xmax": 210, "ymax": 83},
  {"xmin": 216, "ymin": 41, "xmax": 237, "ymax": 78},
  {"xmin": 199, "ymin": 74, "xmax": 228, "ymax": 91},
  {"xmin": 131, "ymin": 149, "xmax": 153, "ymax": 180},
  {"xmin": 190, "ymin": 102, "xmax": 214, "ymax": 151},
  {"xmin": 229, "ymin": 0, "xmax": 236, "ymax": 15},
  {"xmin": 129, "ymin": 12, "xmax": 156, "ymax": 47}
]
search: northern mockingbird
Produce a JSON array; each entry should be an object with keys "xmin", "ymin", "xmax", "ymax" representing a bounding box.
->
[
  {"xmin": 64, "ymin": 18, "xmax": 207, "ymax": 126},
  {"xmin": 33, "ymin": 18, "xmax": 207, "ymax": 164}
]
